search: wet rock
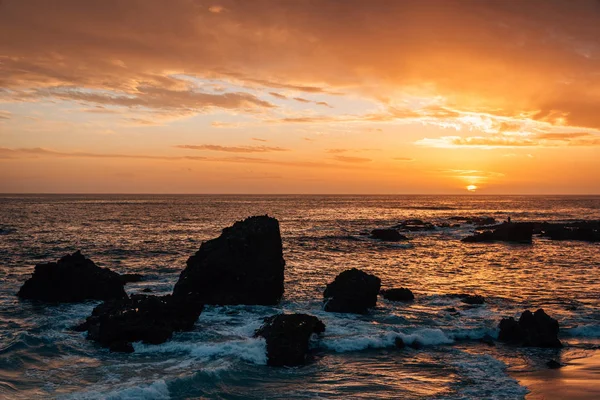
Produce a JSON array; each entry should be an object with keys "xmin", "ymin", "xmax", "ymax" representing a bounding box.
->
[
  {"xmin": 546, "ymin": 359, "xmax": 563, "ymax": 369},
  {"xmin": 370, "ymin": 229, "xmax": 408, "ymax": 242},
  {"xmin": 255, "ymin": 313, "xmax": 325, "ymax": 367},
  {"xmin": 172, "ymin": 215, "xmax": 285, "ymax": 305},
  {"xmin": 17, "ymin": 251, "xmax": 127, "ymax": 303},
  {"xmin": 395, "ymin": 337, "xmax": 405, "ymax": 349},
  {"xmin": 410, "ymin": 340, "xmax": 423, "ymax": 350},
  {"xmin": 141, "ymin": 288, "xmax": 153, "ymax": 293},
  {"xmin": 323, "ymin": 268, "xmax": 381, "ymax": 314},
  {"xmin": 462, "ymin": 222, "xmax": 533, "ymax": 244},
  {"xmin": 540, "ymin": 221, "xmax": 600, "ymax": 243},
  {"xmin": 74, "ymin": 294, "xmax": 204, "ymax": 352},
  {"xmin": 120, "ymin": 273, "xmax": 144, "ymax": 284},
  {"xmin": 498, "ymin": 309, "xmax": 562, "ymax": 348},
  {"xmin": 381, "ymin": 288, "xmax": 414, "ymax": 302},
  {"xmin": 480, "ymin": 334, "xmax": 495, "ymax": 346},
  {"xmin": 460, "ymin": 294, "xmax": 485, "ymax": 305},
  {"xmin": 444, "ymin": 307, "xmax": 457, "ymax": 313}
]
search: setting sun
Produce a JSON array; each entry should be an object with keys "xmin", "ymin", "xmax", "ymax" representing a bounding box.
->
[{"xmin": 466, "ymin": 185, "xmax": 478, "ymax": 192}]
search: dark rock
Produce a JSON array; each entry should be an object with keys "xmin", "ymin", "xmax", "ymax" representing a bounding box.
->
[
  {"xmin": 172, "ymin": 215, "xmax": 285, "ymax": 305},
  {"xmin": 410, "ymin": 340, "xmax": 423, "ymax": 350},
  {"xmin": 462, "ymin": 222, "xmax": 534, "ymax": 244},
  {"xmin": 480, "ymin": 334, "xmax": 495, "ymax": 346},
  {"xmin": 498, "ymin": 309, "xmax": 562, "ymax": 348},
  {"xmin": 75, "ymin": 294, "xmax": 204, "ymax": 352},
  {"xmin": 392, "ymin": 220, "xmax": 436, "ymax": 232},
  {"xmin": 460, "ymin": 294, "xmax": 485, "ymax": 305},
  {"xmin": 17, "ymin": 251, "xmax": 127, "ymax": 303},
  {"xmin": 540, "ymin": 221, "xmax": 600, "ymax": 243},
  {"xmin": 370, "ymin": 229, "xmax": 408, "ymax": 242},
  {"xmin": 472, "ymin": 217, "xmax": 497, "ymax": 226},
  {"xmin": 381, "ymin": 288, "xmax": 414, "ymax": 302},
  {"xmin": 323, "ymin": 268, "xmax": 381, "ymax": 314},
  {"xmin": 141, "ymin": 288, "xmax": 153, "ymax": 293},
  {"xmin": 444, "ymin": 307, "xmax": 457, "ymax": 313},
  {"xmin": 546, "ymin": 359, "xmax": 563, "ymax": 369},
  {"xmin": 120, "ymin": 273, "xmax": 144, "ymax": 284},
  {"xmin": 395, "ymin": 337, "xmax": 405, "ymax": 349},
  {"xmin": 255, "ymin": 313, "xmax": 325, "ymax": 367}
]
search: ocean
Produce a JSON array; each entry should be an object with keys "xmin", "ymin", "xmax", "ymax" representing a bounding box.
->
[{"xmin": 0, "ymin": 194, "xmax": 599, "ymax": 399}]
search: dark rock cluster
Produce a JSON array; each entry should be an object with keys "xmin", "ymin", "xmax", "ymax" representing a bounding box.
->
[
  {"xmin": 323, "ymin": 268, "xmax": 381, "ymax": 314},
  {"xmin": 462, "ymin": 222, "xmax": 534, "ymax": 244},
  {"xmin": 381, "ymin": 288, "xmax": 415, "ymax": 302},
  {"xmin": 498, "ymin": 309, "xmax": 562, "ymax": 348}
]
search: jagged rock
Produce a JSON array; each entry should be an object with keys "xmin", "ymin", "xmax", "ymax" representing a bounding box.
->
[
  {"xmin": 370, "ymin": 229, "xmax": 408, "ymax": 241},
  {"xmin": 460, "ymin": 294, "xmax": 485, "ymax": 305},
  {"xmin": 255, "ymin": 313, "xmax": 325, "ymax": 367},
  {"xmin": 73, "ymin": 294, "xmax": 203, "ymax": 352},
  {"xmin": 547, "ymin": 359, "xmax": 563, "ymax": 369},
  {"xmin": 462, "ymin": 222, "xmax": 533, "ymax": 244},
  {"xmin": 381, "ymin": 288, "xmax": 414, "ymax": 302},
  {"xmin": 540, "ymin": 221, "xmax": 600, "ymax": 242},
  {"xmin": 17, "ymin": 251, "xmax": 127, "ymax": 303},
  {"xmin": 498, "ymin": 309, "xmax": 562, "ymax": 348},
  {"xmin": 323, "ymin": 268, "xmax": 381, "ymax": 314},
  {"xmin": 172, "ymin": 215, "xmax": 285, "ymax": 305},
  {"xmin": 120, "ymin": 273, "xmax": 144, "ymax": 284}
]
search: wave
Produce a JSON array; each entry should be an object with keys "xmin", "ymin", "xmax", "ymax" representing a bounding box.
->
[
  {"xmin": 321, "ymin": 328, "xmax": 454, "ymax": 352},
  {"xmin": 60, "ymin": 380, "xmax": 170, "ymax": 400},
  {"xmin": 564, "ymin": 325, "xmax": 600, "ymax": 338}
]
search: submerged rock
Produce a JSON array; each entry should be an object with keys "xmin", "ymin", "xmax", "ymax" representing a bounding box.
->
[
  {"xmin": 17, "ymin": 251, "xmax": 127, "ymax": 303},
  {"xmin": 172, "ymin": 215, "xmax": 285, "ymax": 305},
  {"xmin": 381, "ymin": 288, "xmax": 414, "ymax": 302},
  {"xmin": 462, "ymin": 222, "xmax": 533, "ymax": 244},
  {"xmin": 498, "ymin": 309, "xmax": 562, "ymax": 348},
  {"xmin": 255, "ymin": 313, "xmax": 325, "ymax": 367},
  {"xmin": 460, "ymin": 294, "xmax": 485, "ymax": 305},
  {"xmin": 120, "ymin": 273, "xmax": 144, "ymax": 284},
  {"xmin": 73, "ymin": 294, "xmax": 204, "ymax": 352},
  {"xmin": 370, "ymin": 229, "xmax": 408, "ymax": 242},
  {"xmin": 546, "ymin": 359, "xmax": 563, "ymax": 369},
  {"xmin": 323, "ymin": 268, "xmax": 381, "ymax": 314}
]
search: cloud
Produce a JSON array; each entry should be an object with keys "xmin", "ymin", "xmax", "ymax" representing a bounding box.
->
[
  {"xmin": 174, "ymin": 144, "xmax": 289, "ymax": 153},
  {"xmin": 269, "ymin": 92, "xmax": 287, "ymax": 99},
  {"xmin": 332, "ymin": 155, "xmax": 372, "ymax": 163},
  {"xmin": 416, "ymin": 132, "xmax": 600, "ymax": 148},
  {"xmin": 0, "ymin": 110, "xmax": 11, "ymax": 120},
  {"xmin": 251, "ymin": 137, "xmax": 267, "ymax": 142}
]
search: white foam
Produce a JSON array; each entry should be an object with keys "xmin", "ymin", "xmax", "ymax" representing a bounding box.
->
[
  {"xmin": 322, "ymin": 328, "xmax": 454, "ymax": 352},
  {"xmin": 133, "ymin": 338, "xmax": 267, "ymax": 365},
  {"xmin": 61, "ymin": 380, "xmax": 170, "ymax": 400}
]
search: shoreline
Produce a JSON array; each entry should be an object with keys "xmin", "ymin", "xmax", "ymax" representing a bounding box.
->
[{"xmin": 514, "ymin": 350, "xmax": 600, "ymax": 400}]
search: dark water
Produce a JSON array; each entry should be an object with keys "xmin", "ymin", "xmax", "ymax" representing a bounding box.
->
[{"xmin": 0, "ymin": 195, "xmax": 599, "ymax": 399}]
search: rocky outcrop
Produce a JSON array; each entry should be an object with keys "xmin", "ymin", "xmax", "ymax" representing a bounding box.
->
[
  {"xmin": 459, "ymin": 294, "xmax": 485, "ymax": 305},
  {"xmin": 172, "ymin": 215, "xmax": 285, "ymax": 305},
  {"xmin": 462, "ymin": 222, "xmax": 533, "ymax": 244},
  {"xmin": 323, "ymin": 268, "xmax": 381, "ymax": 314},
  {"xmin": 255, "ymin": 313, "xmax": 325, "ymax": 366},
  {"xmin": 539, "ymin": 221, "xmax": 600, "ymax": 243},
  {"xmin": 392, "ymin": 220, "xmax": 436, "ymax": 232},
  {"xmin": 17, "ymin": 251, "xmax": 127, "ymax": 303},
  {"xmin": 381, "ymin": 288, "xmax": 414, "ymax": 302},
  {"xmin": 498, "ymin": 309, "xmax": 562, "ymax": 348},
  {"xmin": 370, "ymin": 229, "xmax": 408, "ymax": 242},
  {"xmin": 73, "ymin": 294, "xmax": 204, "ymax": 352},
  {"xmin": 120, "ymin": 273, "xmax": 144, "ymax": 284}
]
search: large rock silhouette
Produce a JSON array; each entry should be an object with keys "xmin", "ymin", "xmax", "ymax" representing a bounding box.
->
[
  {"xmin": 498, "ymin": 309, "xmax": 562, "ymax": 348},
  {"xmin": 255, "ymin": 313, "xmax": 325, "ymax": 366},
  {"xmin": 462, "ymin": 222, "xmax": 533, "ymax": 244},
  {"xmin": 323, "ymin": 268, "xmax": 381, "ymax": 314},
  {"xmin": 17, "ymin": 251, "xmax": 127, "ymax": 303},
  {"xmin": 172, "ymin": 215, "xmax": 285, "ymax": 305},
  {"xmin": 73, "ymin": 294, "xmax": 204, "ymax": 352}
]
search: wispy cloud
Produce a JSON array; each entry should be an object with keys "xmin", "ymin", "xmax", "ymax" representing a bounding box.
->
[
  {"xmin": 175, "ymin": 144, "xmax": 289, "ymax": 153},
  {"xmin": 332, "ymin": 155, "xmax": 372, "ymax": 163}
]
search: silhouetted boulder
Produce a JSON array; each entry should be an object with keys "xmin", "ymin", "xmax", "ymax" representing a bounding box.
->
[
  {"xmin": 381, "ymin": 288, "xmax": 414, "ymax": 302},
  {"xmin": 255, "ymin": 313, "xmax": 325, "ymax": 366},
  {"xmin": 498, "ymin": 309, "xmax": 562, "ymax": 348},
  {"xmin": 17, "ymin": 251, "xmax": 127, "ymax": 303},
  {"xmin": 370, "ymin": 229, "xmax": 408, "ymax": 241},
  {"xmin": 172, "ymin": 215, "xmax": 285, "ymax": 305},
  {"xmin": 540, "ymin": 221, "xmax": 600, "ymax": 242},
  {"xmin": 460, "ymin": 294, "xmax": 485, "ymax": 305},
  {"xmin": 120, "ymin": 273, "xmax": 144, "ymax": 284},
  {"xmin": 547, "ymin": 359, "xmax": 563, "ymax": 369},
  {"xmin": 395, "ymin": 337, "xmax": 405, "ymax": 349},
  {"xmin": 324, "ymin": 268, "xmax": 381, "ymax": 314},
  {"xmin": 73, "ymin": 294, "xmax": 204, "ymax": 352},
  {"xmin": 462, "ymin": 222, "xmax": 533, "ymax": 244}
]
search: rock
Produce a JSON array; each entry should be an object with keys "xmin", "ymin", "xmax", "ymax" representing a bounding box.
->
[
  {"xmin": 323, "ymin": 268, "xmax": 381, "ymax": 314},
  {"xmin": 498, "ymin": 309, "xmax": 562, "ymax": 348},
  {"xmin": 472, "ymin": 217, "xmax": 497, "ymax": 226},
  {"xmin": 546, "ymin": 359, "xmax": 563, "ymax": 369},
  {"xmin": 255, "ymin": 313, "xmax": 325, "ymax": 367},
  {"xmin": 370, "ymin": 229, "xmax": 408, "ymax": 241},
  {"xmin": 444, "ymin": 307, "xmax": 457, "ymax": 313},
  {"xmin": 395, "ymin": 337, "xmax": 405, "ymax": 349},
  {"xmin": 460, "ymin": 294, "xmax": 485, "ymax": 305},
  {"xmin": 120, "ymin": 273, "xmax": 144, "ymax": 284},
  {"xmin": 74, "ymin": 294, "xmax": 204, "ymax": 352},
  {"xmin": 141, "ymin": 288, "xmax": 153, "ymax": 293},
  {"xmin": 172, "ymin": 215, "xmax": 285, "ymax": 305},
  {"xmin": 381, "ymin": 288, "xmax": 414, "ymax": 302},
  {"xmin": 392, "ymin": 220, "xmax": 436, "ymax": 232},
  {"xmin": 411, "ymin": 340, "xmax": 423, "ymax": 350},
  {"xmin": 540, "ymin": 221, "xmax": 600, "ymax": 243},
  {"xmin": 462, "ymin": 222, "xmax": 534, "ymax": 244},
  {"xmin": 17, "ymin": 251, "xmax": 127, "ymax": 303},
  {"xmin": 480, "ymin": 334, "xmax": 495, "ymax": 346}
]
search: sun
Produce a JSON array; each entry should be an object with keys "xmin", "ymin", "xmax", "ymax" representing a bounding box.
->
[{"xmin": 466, "ymin": 185, "xmax": 478, "ymax": 192}]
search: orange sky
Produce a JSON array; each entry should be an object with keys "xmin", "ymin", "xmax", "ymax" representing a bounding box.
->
[{"xmin": 1, "ymin": 0, "xmax": 599, "ymax": 194}]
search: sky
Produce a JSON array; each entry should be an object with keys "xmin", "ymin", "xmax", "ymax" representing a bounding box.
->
[{"xmin": 1, "ymin": 0, "xmax": 599, "ymax": 194}]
